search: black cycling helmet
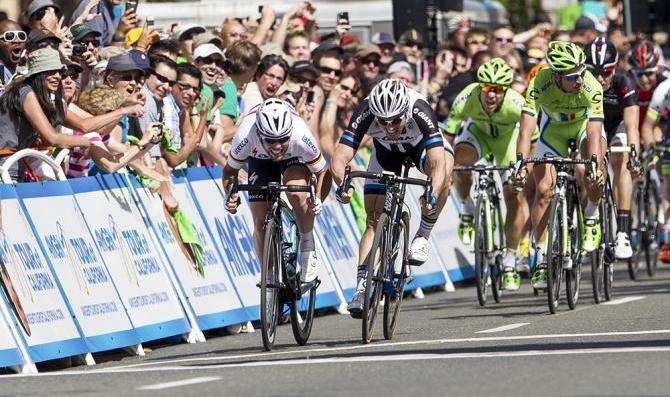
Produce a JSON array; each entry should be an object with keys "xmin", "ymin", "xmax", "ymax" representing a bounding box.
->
[
  {"xmin": 585, "ymin": 37, "xmax": 618, "ymax": 69},
  {"xmin": 629, "ymin": 40, "xmax": 660, "ymax": 69}
]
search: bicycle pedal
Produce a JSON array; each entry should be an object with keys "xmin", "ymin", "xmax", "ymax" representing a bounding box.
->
[
  {"xmin": 408, "ymin": 258, "xmax": 424, "ymax": 267},
  {"xmin": 299, "ymin": 278, "xmax": 321, "ymax": 294}
]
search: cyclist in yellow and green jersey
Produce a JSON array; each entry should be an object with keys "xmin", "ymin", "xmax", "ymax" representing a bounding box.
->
[
  {"xmin": 514, "ymin": 41, "xmax": 606, "ymax": 289},
  {"xmin": 446, "ymin": 58, "xmax": 538, "ymax": 291}
]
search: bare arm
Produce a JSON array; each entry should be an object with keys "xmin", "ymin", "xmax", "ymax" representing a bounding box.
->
[
  {"xmin": 425, "ymin": 146, "xmax": 446, "ymax": 197},
  {"xmin": 623, "ymin": 105, "xmax": 640, "ymax": 150},
  {"xmin": 250, "ymin": 6, "xmax": 276, "ymax": 46},
  {"xmin": 516, "ymin": 112, "xmax": 537, "ymax": 159},
  {"xmin": 65, "ymin": 104, "xmax": 142, "ymax": 133},
  {"xmin": 640, "ymin": 114, "xmax": 658, "ymax": 148},
  {"xmin": 313, "ymin": 165, "xmax": 332, "ymax": 203},
  {"xmin": 331, "ymin": 144, "xmax": 356, "ymax": 186},
  {"xmin": 318, "ymin": 100, "xmax": 339, "ymax": 159},
  {"xmin": 23, "ymin": 93, "xmax": 90, "ymax": 149}
]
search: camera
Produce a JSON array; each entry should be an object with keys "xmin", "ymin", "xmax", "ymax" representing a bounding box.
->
[
  {"xmin": 72, "ymin": 44, "xmax": 87, "ymax": 57},
  {"xmin": 337, "ymin": 12, "xmax": 349, "ymax": 25}
]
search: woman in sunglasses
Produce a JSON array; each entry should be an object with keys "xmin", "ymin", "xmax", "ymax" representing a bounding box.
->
[
  {"xmin": 515, "ymin": 41, "xmax": 606, "ymax": 289},
  {"xmin": 446, "ymin": 58, "xmax": 538, "ymax": 291},
  {"xmin": 319, "ymin": 72, "xmax": 361, "ymax": 159},
  {"xmin": 0, "ymin": 48, "xmax": 144, "ymax": 181},
  {"xmin": 332, "ymin": 78, "xmax": 452, "ymax": 316},
  {"xmin": 222, "ymin": 98, "xmax": 331, "ymax": 285},
  {"xmin": 585, "ymin": 38, "xmax": 640, "ymax": 261}
]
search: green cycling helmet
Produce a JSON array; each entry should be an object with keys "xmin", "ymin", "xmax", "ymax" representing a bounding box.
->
[
  {"xmin": 546, "ymin": 41, "xmax": 586, "ymax": 72},
  {"xmin": 477, "ymin": 58, "xmax": 513, "ymax": 86}
]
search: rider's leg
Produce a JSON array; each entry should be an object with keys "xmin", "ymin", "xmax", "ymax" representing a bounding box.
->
[
  {"xmin": 248, "ymin": 158, "xmax": 279, "ymax": 266},
  {"xmin": 578, "ymin": 135, "xmax": 607, "ymax": 252},
  {"xmin": 610, "ymin": 140, "xmax": 633, "ymax": 258},
  {"xmin": 283, "ymin": 165, "xmax": 319, "ymax": 283},
  {"xmin": 530, "ymin": 163, "xmax": 554, "ymax": 288},
  {"xmin": 452, "ymin": 143, "xmax": 478, "ymax": 244},
  {"xmin": 250, "ymin": 201, "xmax": 271, "ymax": 261}
]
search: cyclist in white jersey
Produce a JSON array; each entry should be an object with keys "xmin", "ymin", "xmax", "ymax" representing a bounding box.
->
[
  {"xmin": 223, "ymin": 98, "xmax": 331, "ymax": 283},
  {"xmin": 332, "ymin": 79, "xmax": 453, "ymax": 316}
]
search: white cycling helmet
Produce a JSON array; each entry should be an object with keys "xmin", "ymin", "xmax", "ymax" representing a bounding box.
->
[
  {"xmin": 255, "ymin": 98, "xmax": 293, "ymax": 139},
  {"xmin": 368, "ymin": 78, "xmax": 410, "ymax": 119}
]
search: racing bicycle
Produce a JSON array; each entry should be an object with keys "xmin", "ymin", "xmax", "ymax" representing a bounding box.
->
[{"xmin": 339, "ymin": 159, "xmax": 432, "ymax": 343}]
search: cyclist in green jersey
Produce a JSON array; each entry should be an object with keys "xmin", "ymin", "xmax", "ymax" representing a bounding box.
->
[
  {"xmin": 515, "ymin": 41, "xmax": 606, "ymax": 289},
  {"xmin": 446, "ymin": 58, "xmax": 537, "ymax": 290}
]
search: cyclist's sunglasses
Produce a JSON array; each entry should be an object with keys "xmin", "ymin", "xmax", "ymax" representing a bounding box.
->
[
  {"xmin": 586, "ymin": 65, "xmax": 615, "ymax": 78},
  {"xmin": 558, "ymin": 67, "xmax": 586, "ymax": 82},
  {"xmin": 377, "ymin": 115, "xmax": 404, "ymax": 126},
  {"xmin": 479, "ymin": 83, "xmax": 506, "ymax": 94},
  {"xmin": 260, "ymin": 135, "xmax": 290, "ymax": 145},
  {"xmin": 0, "ymin": 31, "xmax": 27, "ymax": 42},
  {"xmin": 632, "ymin": 68, "xmax": 656, "ymax": 78}
]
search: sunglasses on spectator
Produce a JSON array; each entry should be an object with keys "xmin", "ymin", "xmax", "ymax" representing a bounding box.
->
[
  {"xmin": 586, "ymin": 65, "xmax": 615, "ymax": 78},
  {"xmin": 467, "ymin": 38, "xmax": 488, "ymax": 45},
  {"xmin": 176, "ymin": 81, "xmax": 199, "ymax": 92},
  {"xmin": 198, "ymin": 56, "xmax": 224, "ymax": 67},
  {"xmin": 0, "ymin": 31, "xmax": 27, "ymax": 42},
  {"xmin": 340, "ymin": 84, "xmax": 358, "ymax": 94},
  {"xmin": 401, "ymin": 40, "xmax": 422, "ymax": 49},
  {"xmin": 151, "ymin": 71, "xmax": 177, "ymax": 87},
  {"xmin": 377, "ymin": 115, "xmax": 404, "ymax": 126},
  {"xmin": 117, "ymin": 72, "xmax": 143, "ymax": 83},
  {"xmin": 361, "ymin": 57, "xmax": 381, "ymax": 67},
  {"xmin": 479, "ymin": 83, "xmax": 506, "ymax": 94},
  {"xmin": 632, "ymin": 68, "xmax": 656, "ymax": 78},
  {"xmin": 291, "ymin": 75, "xmax": 316, "ymax": 86},
  {"xmin": 36, "ymin": 40, "xmax": 58, "ymax": 50},
  {"xmin": 260, "ymin": 135, "xmax": 291, "ymax": 145},
  {"xmin": 79, "ymin": 38, "xmax": 100, "ymax": 47},
  {"xmin": 494, "ymin": 37, "xmax": 513, "ymax": 43},
  {"xmin": 558, "ymin": 66, "xmax": 586, "ymax": 82},
  {"xmin": 318, "ymin": 66, "xmax": 341, "ymax": 77},
  {"xmin": 65, "ymin": 69, "xmax": 80, "ymax": 81}
]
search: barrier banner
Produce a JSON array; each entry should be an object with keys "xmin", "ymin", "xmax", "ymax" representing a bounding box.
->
[
  {"xmin": 431, "ymin": 196, "xmax": 475, "ymax": 282},
  {"xmin": 0, "ymin": 185, "xmax": 88, "ymax": 362},
  {"xmin": 404, "ymin": 185, "xmax": 449, "ymax": 289},
  {"xmin": 313, "ymin": 189, "xmax": 360, "ymax": 301},
  {"xmin": 186, "ymin": 167, "xmax": 342, "ymax": 316},
  {"xmin": 69, "ymin": 175, "xmax": 191, "ymax": 342},
  {"xmin": 151, "ymin": 170, "xmax": 249, "ymax": 329},
  {"xmin": 15, "ymin": 180, "xmax": 139, "ymax": 353},
  {"xmin": 0, "ymin": 293, "xmax": 25, "ymax": 368}
]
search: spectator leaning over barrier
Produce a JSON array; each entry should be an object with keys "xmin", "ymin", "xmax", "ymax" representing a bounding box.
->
[
  {"xmin": 243, "ymin": 54, "xmax": 289, "ymax": 110},
  {"xmin": 174, "ymin": 23, "xmax": 206, "ymax": 63},
  {"xmin": 355, "ymin": 43, "xmax": 381, "ymax": 96},
  {"xmin": 0, "ymin": 20, "xmax": 25, "ymax": 89},
  {"xmin": 319, "ymin": 71, "xmax": 361, "ymax": 159},
  {"xmin": 0, "ymin": 48, "xmax": 144, "ymax": 180},
  {"xmin": 222, "ymin": 40, "xmax": 262, "ymax": 116},
  {"xmin": 71, "ymin": 0, "xmax": 138, "ymax": 47},
  {"xmin": 371, "ymin": 32, "xmax": 395, "ymax": 74}
]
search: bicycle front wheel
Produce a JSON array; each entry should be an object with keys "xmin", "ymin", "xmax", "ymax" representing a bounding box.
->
[
  {"xmin": 474, "ymin": 196, "xmax": 489, "ymax": 307},
  {"xmin": 565, "ymin": 188, "xmax": 582, "ymax": 310},
  {"xmin": 645, "ymin": 180, "xmax": 660, "ymax": 278},
  {"xmin": 546, "ymin": 194, "xmax": 563, "ymax": 314},
  {"xmin": 363, "ymin": 213, "xmax": 388, "ymax": 344},
  {"xmin": 490, "ymin": 195, "xmax": 506, "ymax": 304},
  {"xmin": 260, "ymin": 218, "xmax": 281, "ymax": 351},
  {"xmin": 383, "ymin": 212, "xmax": 409, "ymax": 340},
  {"xmin": 290, "ymin": 283, "xmax": 316, "ymax": 346},
  {"xmin": 628, "ymin": 180, "xmax": 644, "ymax": 280}
]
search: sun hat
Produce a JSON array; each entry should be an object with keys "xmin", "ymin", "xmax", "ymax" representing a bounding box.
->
[{"xmin": 24, "ymin": 47, "xmax": 66, "ymax": 78}]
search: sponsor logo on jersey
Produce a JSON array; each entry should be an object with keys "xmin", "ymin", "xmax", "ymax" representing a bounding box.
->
[
  {"xmin": 248, "ymin": 172, "xmax": 259, "ymax": 184},
  {"xmin": 351, "ymin": 108, "xmax": 371, "ymax": 130},
  {"xmin": 412, "ymin": 108, "xmax": 436, "ymax": 130},
  {"xmin": 232, "ymin": 138, "xmax": 249, "ymax": 155},
  {"xmin": 301, "ymin": 135, "xmax": 319, "ymax": 154}
]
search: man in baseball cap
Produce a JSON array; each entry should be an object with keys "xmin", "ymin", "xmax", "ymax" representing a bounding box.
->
[
  {"xmin": 396, "ymin": 28, "xmax": 424, "ymax": 66},
  {"xmin": 193, "ymin": 43, "xmax": 224, "ymax": 88},
  {"xmin": 174, "ymin": 23, "xmax": 207, "ymax": 62},
  {"xmin": 371, "ymin": 32, "xmax": 395, "ymax": 72},
  {"xmin": 355, "ymin": 43, "xmax": 382, "ymax": 87}
]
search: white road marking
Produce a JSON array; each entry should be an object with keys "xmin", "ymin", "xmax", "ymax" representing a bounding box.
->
[
  {"xmin": 5, "ymin": 329, "xmax": 670, "ymax": 378},
  {"xmin": 652, "ymin": 289, "xmax": 669, "ymax": 293},
  {"xmin": 602, "ymin": 296, "xmax": 646, "ymax": 306},
  {"xmin": 476, "ymin": 323, "xmax": 530, "ymax": 334},
  {"xmin": 137, "ymin": 376, "xmax": 220, "ymax": 390}
]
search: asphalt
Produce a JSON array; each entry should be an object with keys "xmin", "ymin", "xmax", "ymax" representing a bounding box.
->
[{"xmin": 3, "ymin": 261, "xmax": 670, "ymax": 397}]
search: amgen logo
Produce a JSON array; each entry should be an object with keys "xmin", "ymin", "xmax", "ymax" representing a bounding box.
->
[{"xmin": 215, "ymin": 215, "xmax": 259, "ymax": 278}]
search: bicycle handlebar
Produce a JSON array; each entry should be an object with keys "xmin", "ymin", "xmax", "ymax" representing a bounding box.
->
[
  {"xmin": 338, "ymin": 166, "xmax": 433, "ymax": 205},
  {"xmin": 453, "ymin": 164, "xmax": 512, "ymax": 172},
  {"xmin": 226, "ymin": 177, "xmax": 317, "ymax": 204}
]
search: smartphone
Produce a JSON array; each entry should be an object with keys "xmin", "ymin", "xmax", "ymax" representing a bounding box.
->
[
  {"xmin": 146, "ymin": 16, "xmax": 154, "ymax": 28},
  {"xmin": 337, "ymin": 12, "xmax": 349, "ymax": 25},
  {"xmin": 258, "ymin": 5, "xmax": 263, "ymax": 13},
  {"xmin": 126, "ymin": 0, "xmax": 139, "ymax": 13},
  {"xmin": 306, "ymin": 90, "xmax": 316, "ymax": 104},
  {"xmin": 213, "ymin": 90, "xmax": 226, "ymax": 102}
]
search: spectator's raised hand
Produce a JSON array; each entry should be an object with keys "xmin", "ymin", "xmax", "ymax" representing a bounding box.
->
[
  {"xmin": 199, "ymin": 96, "xmax": 210, "ymax": 117},
  {"xmin": 72, "ymin": 0, "xmax": 101, "ymax": 26},
  {"xmin": 116, "ymin": 10, "xmax": 139, "ymax": 36},
  {"xmin": 81, "ymin": 50, "xmax": 98, "ymax": 68},
  {"xmin": 125, "ymin": 103, "xmax": 146, "ymax": 118},
  {"xmin": 123, "ymin": 91, "xmax": 146, "ymax": 108},
  {"xmin": 302, "ymin": 1, "xmax": 317, "ymax": 22},
  {"xmin": 136, "ymin": 25, "xmax": 160, "ymax": 51},
  {"xmin": 59, "ymin": 39, "xmax": 73, "ymax": 59}
]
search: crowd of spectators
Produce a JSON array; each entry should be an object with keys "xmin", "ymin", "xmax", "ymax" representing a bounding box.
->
[{"xmin": 0, "ymin": 0, "xmax": 663, "ymax": 189}]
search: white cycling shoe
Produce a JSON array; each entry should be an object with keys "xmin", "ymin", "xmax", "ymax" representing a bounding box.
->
[
  {"xmin": 300, "ymin": 251, "xmax": 319, "ymax": 283},
  {"xmin": 614, "ymin": 232, "xmax": 633, "ymax": 259},
  {"xmin": 408, "ymin": 236, "xmax": 429, "ymax": 265}
]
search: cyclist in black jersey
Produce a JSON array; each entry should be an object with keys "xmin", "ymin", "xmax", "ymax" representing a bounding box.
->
[{"xmin": 585, "ymin": 38, "xmax": 641, "ymax": 259}]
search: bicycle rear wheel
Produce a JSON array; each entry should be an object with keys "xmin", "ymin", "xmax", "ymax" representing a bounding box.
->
[
  {"xmin": 645, "ymin": 180, "xmax": 660, "ymax": 277},
  {"xmin": 591, "ymin": 208, "xmax": 605, "ymax": 304},
  {"xmin": 363, "ymin": 213, "xmax": 388, "ymax": 344},
  {"xmin": 490, "ymin": 196, "xmax": 506, "ymax": 304},
  {"xmin": 603, "ymin": 187, "xmax": 617, "ymax": 301},
  {"xmin": 546, "ymin": 194, "xmax": 563, "ymax": 314},
  {"xmin": 260, "ymin": 218, "xmax": 281, "ymax": 351},
  {"xmin": 628, "ymin": 181, "xmax": 644, "ymax": 280},
  {"xmin": 383, "ymin": 212, "xmax": 409, "ymax": 340},
  {"xmin": 474, "ymin": 196, "xmax": 489, "ymax": 307}
]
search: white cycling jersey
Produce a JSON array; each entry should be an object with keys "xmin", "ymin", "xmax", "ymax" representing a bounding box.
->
[
  {"xmin": 646, "ymin": 78, "xmax": 670, "ymax": 122},
  {"xmin": 227, "ymin": 105, "xmax": 326, "ymax": 173}
]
